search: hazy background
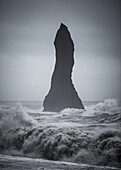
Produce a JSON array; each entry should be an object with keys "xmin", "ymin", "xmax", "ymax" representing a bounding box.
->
[{"xmin": 0, "ymin": 0, "xmax": 121, "ymax": 101}]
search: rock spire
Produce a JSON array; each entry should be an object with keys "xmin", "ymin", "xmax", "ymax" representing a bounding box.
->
[{"xmin": 43, "ymin": 23, "xmax": 84, "ymax": 112}]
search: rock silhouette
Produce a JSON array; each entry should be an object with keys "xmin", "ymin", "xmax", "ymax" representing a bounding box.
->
[{"xmin": 43, "ymin": 23, "xmax": 84, "ymax": 112}]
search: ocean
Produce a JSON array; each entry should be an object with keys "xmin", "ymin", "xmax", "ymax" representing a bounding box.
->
[{"xmin": 0, "ymin": 99, "xmax": 121, "ymax": 170}]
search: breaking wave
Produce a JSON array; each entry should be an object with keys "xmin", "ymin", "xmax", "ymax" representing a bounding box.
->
[{"xmin": 0, "ymin": 99, "xmax": 121, "ymax": 168}]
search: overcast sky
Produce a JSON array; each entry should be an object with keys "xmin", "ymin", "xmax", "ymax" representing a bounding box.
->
[{"xmin": 0, "ymin": 0, "xmax": 121, "ymax": 101}]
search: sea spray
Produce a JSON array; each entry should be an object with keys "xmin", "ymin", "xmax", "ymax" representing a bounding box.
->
[{"xmin": 0, "ymin": 102, "xmax": 37, "ymax": 130}]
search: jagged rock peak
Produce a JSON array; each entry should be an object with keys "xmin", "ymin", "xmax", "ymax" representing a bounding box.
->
[
  {"xmin": 54, "ymin": 23, "xmax": 74, "ymax": 48},
  {"xmin": 60, "ymin": 23, "xmax": 67, "ymax": 28}
]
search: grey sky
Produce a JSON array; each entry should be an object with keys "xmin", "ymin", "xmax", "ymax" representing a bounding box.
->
[{"xmin": 0, "ymin": 0, "xmax": 121, "ymax": 101}]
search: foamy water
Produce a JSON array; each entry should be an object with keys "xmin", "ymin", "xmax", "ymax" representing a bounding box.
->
[{"xmin": 0, "ymin": 99, "xmax": 121, "ymax": 169}]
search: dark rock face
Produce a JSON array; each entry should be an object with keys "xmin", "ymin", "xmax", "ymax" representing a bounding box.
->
[{"xmin": 43, "ymin": 23, "xmax": 84, "ymax": 112}]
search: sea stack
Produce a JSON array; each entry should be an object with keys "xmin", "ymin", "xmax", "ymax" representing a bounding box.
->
[{"xmin": 43, "ymin": 23, "xmax": 84, "ymax": 112}]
